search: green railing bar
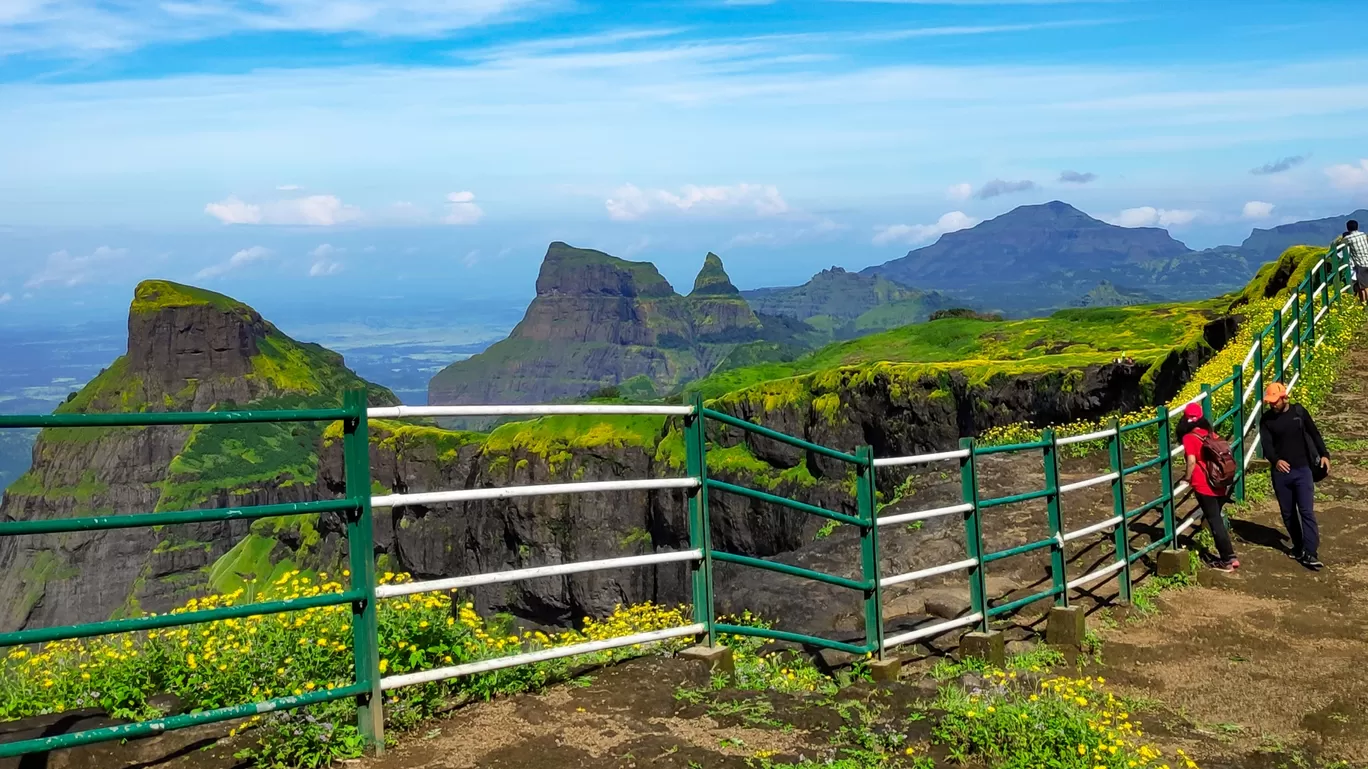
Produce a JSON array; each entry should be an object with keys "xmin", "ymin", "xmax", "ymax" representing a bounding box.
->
[
  {"xmin": 701, "ymin": 408, "xmax": 859, "ymax": 464},
  {"xmin": 713, "ymin": 623, "xmax": 873, "ymax": 655},
  {"xmin": 986, "ymin": 585, "xmax": 1064, "ymax": 618},
  {"xmin": 1042, "ymin": 430, "xmax": 1069, "ymax": 608},
  {"xmin": 711, "ymin": 551, "xmax": 871, "ymax": 592},
  {"xmin": 1125, "ymin": 494, "xmax": 1169, "ymax": 520},
  {"xmin": 982, "ymin": 535, "xmax": 1057, "ymax": 564},
  {"xmin": 978, "ymin": 486, "xmax": 1053, "ymax": 509},
  {"xmin": 0, "ymin": 682, "xmax": 367, "ymax": 759},
  {"xmin": 705, "ymin": 478, "xmax": 866, "ymax": 527},
  {"xmin": 0, "ymin": 498, "xmax": 359, "ymax": 536},
  {"xmin": 685, "ymin": 393, "xmax": 717, "ymax": 647},
  {"xmin": 0, "ymin": 589, "xmax": 366, "ymax": 648},
  {"xmin": 1121, "ymin": 454, "xmax": 1167, "ymax": 477},
  {"xmin": 1210, "ymin": 371, "xmax": 1238, "ymax": 391},
  {"xmin": 1127, "ymin": 535, "xmax": 1174, "ymax": 564},
  {"xmin": 342, "ymin": 389, "xmax": 383, "ymax": 753},
  {"xmin": 0, "ymin": 408, "xmax": 351, "ymax": 429},
  {"xmin": 1216, "ymin": 405, "xmax": 1239, "ymax": 427},
  {"xmin": 855, "ymin": 446, "xmax": 884, "ymax": 659},
  {"xmin": 1119, "ymin": 414, "xmax": 1165, "ymax": 432},
  {"xmin": 974, "ymin": 438, "xmax": 1051, "ymax": 455}
]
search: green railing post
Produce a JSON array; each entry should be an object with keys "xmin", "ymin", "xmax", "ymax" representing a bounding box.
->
[
  {"xmin": 1156, "ymin": 407, "xmax": 1177, "ymax": 542},
  {"xmin": 1231, "ymin": 364, "xmax": 1246, "ymax": 503},
  {"xmin": 856, "ymin": 446, "xmax": 885, "ymax": 658},
  {"xmin": 1273, "ymin": 307, "xmax": 1286, "ymax": 383},
  {"xmin": 959, "ymin": 438, "xmax": 990, "ymax": 631},
  {"xmin": 1322, "ymin": 254, "xmax": 1334, "ymax": 324},
  {"xmin": 1307, "ymin": 277, "xmax": 1318, "ymax": 360},
  {"xmin": 342, "ymin": 389, "xmax": 383, "ymax": 755},
  {"xmin": 1292, "ymin": 291, "xmax": 1304, "ymax": 376},
  {"xmin": 1200, "ymin": 383, "xmax": 1213, "ymax": 425},
  {"xmin": 1042, "ymin": 429, "xmax": 1067, "ymax": 607},
  {"xmin": 685, "ymin": 393, "xmax": 717, "ymax": 647},
  {"xmin": 1107, "ymin": 419, "xmax": 1132, "ymax": 604},
  {"xmin": 1333, "ymin": 248, "xmax": 1344, "ymax": 303}
]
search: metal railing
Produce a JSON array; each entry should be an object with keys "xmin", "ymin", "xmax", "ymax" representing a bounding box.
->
[{"xmin": 0, "ymin": 245, "xmax": 1352, "ymax": 759}]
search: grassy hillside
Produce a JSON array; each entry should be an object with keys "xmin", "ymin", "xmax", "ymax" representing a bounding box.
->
[{"xmin": 686, "ymin": 300, "xmax": 1224, "ymax": 401}]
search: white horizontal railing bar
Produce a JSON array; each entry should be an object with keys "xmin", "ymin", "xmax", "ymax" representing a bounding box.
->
[
  {"xmin": 1315, "ymin": 305, "xmax": 1329, "ymax": 324},
  {"xmin": 1058, "ymin": 472, "xmax": 1118, "ymax": 494},
  {"xmin": 1241, "ymin": 339, "xmax": 1259, "ymax": 370},
  {"xmin": 872, "ymin": 449, "xmax": 970, "ymax": 468},
  {"xmin": 1288, "ymin": 372, "xmax": 1300, "ymax": 391},
  {"xmin": 1281, "ymin": 294, "xmax": 1297, "ymax": 314},
  {"xmin": 368, "ymin": 404, "xmax": 694, "ymax": 419},
  {"xmin": 1281, "ymin": 319, "xmax": 1300, "ymax": 343},
  {"xmin": 372, "ymin": 478, "xmax": 698, "ymax": 509},
  {"xmin": 1243, "ymin": 438, "xmax": 1262, "ymax": 469},
  {"xmin": 1167, "ymin": 389, "xmax": 1211, "ymax": 418},
  {"xmin": 1284, "ymin": 346, "xmax": 1300, "ymax": 366},
  {"xmin": 376, "ymin": 550, "xmax": 704, "ymax": 599},
  {"xmin": 1058, "ymin": 428, "xmax": 1116, "ymax": 446},
  {"xmin": 879, "ymin": 557, "xmax": 978, "ymax": 588},
  {"xmin": 1175, "ymin": 511, "xmax": 1202, "ymax": 537},
  {"xmin": 379, "ymin": 623, "xmax": 705, "ymax": 691},
  {"xmin": 1316, "ymin": 333, "xmax": 1326, "ymax": 348},
  {"xmin": 882, "ymin": 613, "xmax": 984, "ymax": 650},
  {"xmin": 1173, "ymin": 480, "xmax": 1191, "ymax": 498},
  {"xmin": 1243, "ymin": 409, "xmax": 1259, "ymax": 437},
  {"xmin": 1063, "ymin": 515, "xmax": 1123, "ymax": 543},
  {"xmin": 1067, "ymin": 559, "xmax": 1127, "ymax": 590},
  {"xmin": 877, "ymin": 503, "xmax": 972, "ymax": 527}
]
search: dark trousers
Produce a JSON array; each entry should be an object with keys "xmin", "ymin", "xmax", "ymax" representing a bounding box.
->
[
  {"xmin": 1195, "ymin": 493, "xmax": 1237, "ymax": 561},
  {"xmin": 1272, "ymin": 466, "xmax": 1319, "ymax": 558}
]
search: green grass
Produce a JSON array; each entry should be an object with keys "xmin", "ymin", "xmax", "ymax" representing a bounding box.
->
[
  {"xmin": 129, "ymin": 279, "xmax": 256, "ymax": 316},
  {"xmin": 689, "ymin": 301, "xmax": 1222, "ymax": 403}
]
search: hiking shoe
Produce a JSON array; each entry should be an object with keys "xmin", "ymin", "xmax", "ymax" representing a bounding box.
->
[
  {"xmin": 1300, "ymin": 555, "xmax": 1324, "ymax": 570},
  {"xmin": 1210, "ymin": 560, "xmax": 1236, "ymax": 573},
  {"xmin": 1288, "ymin": 548, "xmax": 1304, "ymax": 561},
  {"xmin": 1226, "ymin": 558, "xmax": 1240, "ymax": 570}
]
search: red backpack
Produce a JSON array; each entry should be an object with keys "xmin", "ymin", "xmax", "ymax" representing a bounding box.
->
[{"xmin": 1197, "ymin": 430, "xmax": 1238, "ymax": 492}]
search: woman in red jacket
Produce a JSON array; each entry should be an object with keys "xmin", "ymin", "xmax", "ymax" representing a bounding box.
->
[{"xmin": 1178, "ymin": 402, "xmax": 1240, "ymax": 572}]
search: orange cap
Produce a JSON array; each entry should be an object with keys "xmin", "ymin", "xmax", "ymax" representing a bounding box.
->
[{"xmin": 1263, "ymin": 382, "xmax": 1288, "ymax": 404}]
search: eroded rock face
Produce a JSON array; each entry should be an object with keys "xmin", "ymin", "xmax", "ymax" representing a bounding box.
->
[
  {"xmin": 127, "ymin": 303, "xmax": 266, "ymax": 398},
  {"xmin": 428, "ymin": 244, "xmax": 762, "ymax": 406}
]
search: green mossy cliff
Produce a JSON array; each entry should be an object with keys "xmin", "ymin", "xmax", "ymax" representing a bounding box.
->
[{"xmin": 0, "ymin": 280, "xmax": 399, "ymax": 632}]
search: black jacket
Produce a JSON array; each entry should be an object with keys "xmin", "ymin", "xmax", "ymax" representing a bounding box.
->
[{"xmin": 1259, "ymin": 403, "xmax": 1329, "ymax": 470}]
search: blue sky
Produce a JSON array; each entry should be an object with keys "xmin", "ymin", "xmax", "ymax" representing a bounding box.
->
[{"xmin": 2, "ymin": 0, "xmax": 1368, "ymax": 320}]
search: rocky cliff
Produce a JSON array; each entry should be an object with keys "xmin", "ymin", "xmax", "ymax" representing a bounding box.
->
[
  {"xmin": 0, "ymin": 281, "xmax": 398, "ymax": 632},
  {"xmin": 428, "ymin": 244, "xmax": 767, "ymax": 407}
]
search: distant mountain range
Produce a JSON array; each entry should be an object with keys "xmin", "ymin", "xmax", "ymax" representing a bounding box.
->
[
  {"xmin": 428, "ymin": 202, "xmax": 1365, "ymax": 406},
  {"xmin": 858, "ymin": 201, "xmax": 1368, "ymax": 315}
]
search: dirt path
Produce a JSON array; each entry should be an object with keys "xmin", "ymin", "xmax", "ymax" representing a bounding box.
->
[{"xmin": 1096, "ymin": 343, "xmax": 1368, "ymax": 768}]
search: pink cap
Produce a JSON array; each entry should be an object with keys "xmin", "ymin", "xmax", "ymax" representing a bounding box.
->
[{"xmin": 1183, "ymin": 402, "xmax": 1204, "ymax": 419}]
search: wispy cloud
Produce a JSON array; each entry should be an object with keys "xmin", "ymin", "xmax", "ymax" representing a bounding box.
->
[
  {"xmin": 873, "ymin": 211, "xmax": 976, "ymax": 246},
  {"xmin": 1251, "ymin": 154, "xmax": 1308, "ymax": 175},
  {"xmin": 1326, "ymin": 159, "xmax": 1368, "ymax": 190},
  {"xmin": 1105, "ymin": 207, "xmax": 1199, "ymax": 228},
  {"xmin": 444, "ymin": 191, "xmax": 485, "ymax": 225},
  {"xmin": 947, "ymin": 183, "xmax": 973, "ymax": 201},
  {"xmin": 606, "ymin": 183, "xmax": 788, "ymax": 221},
  {"xmin": 0, "ymin": 0, "xmax": 555, "ymax": 56},
  {"xmin": 308, "ymin": 243, "xmax": 343, "ymax": 276},
  {"xmin": 0, "ymin": 292, "xmax": 12, "ymax": 304},
  {"xmin": 26, "ymin": 246, "xmax": 128, "ymax": 288},
  {"xmin": 205, "ymin": 194, "xmax": 362, "ymax": 226},
  {"xmin": 975, "ymin": 179, "xmax": 1037, "ymax": 200},
  {"xmin": 1058, "ymin": 170, "xmax": 1097, "ymax": 184},
  {"xmin": 196, "ymin": 245, "xmax": 271, "ymax": 279}
]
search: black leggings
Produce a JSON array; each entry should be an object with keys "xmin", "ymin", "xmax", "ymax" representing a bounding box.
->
[{"xmin": 1195, "ymin": 493, "xmax": 1237, "ymax": 561}]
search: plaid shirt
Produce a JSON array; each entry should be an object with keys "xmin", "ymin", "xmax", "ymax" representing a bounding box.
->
[{"xmin": 1341, "ymin": 230, "xmax": 1368, "ymax": 268}]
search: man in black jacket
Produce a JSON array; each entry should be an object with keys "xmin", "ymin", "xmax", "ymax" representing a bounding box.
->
[{"xmin": 1259, "ymin": 382, "xmax": 1331, "ymax": 570}]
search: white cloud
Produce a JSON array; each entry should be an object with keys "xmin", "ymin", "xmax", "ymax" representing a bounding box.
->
[
  {"xmin": 462, "ymin": 250, "xmax": 480, "ymax": 268},
  {"xmin": 1106, "ymin": 207, "xmax": 1200, "ymax": 228},
  {"xmin": 1326, "ymin": 159, "xmax": 1368, "ymax": 190},
  {"xmin": 204, "ymin": 194, "xmax": 362, "ymax": 226},
  {"xmin": 0, "ymin": 0, "xmax": 549, "ymax": 56},
  {"xmin": 276, "ymin": 183, "xmax": 302, "ymax": 191},
  {"xmin": 26, "ymin": 246, "xmax": 129, "ymax": 288},
  {"xmin": 872, "ymin": 211, "xmax": 977, "ymax": 246},
  {"xmin": 727, "ymin": 216, "xmax": 844, "ymax": 248},
  {"xmin": 308, "ymin": 243, "xmax": 343, "ymax": 276},
  {"xmin": 443, "ymin": 191, "xmax": 485, "ymax": 225},
  {"xmin": 1242, "ymin": 200, "xmax": 1275, "ymax": 219},
  {"xmin": 0, "ymin": 292, "xmax": 11, "ymax": 304},
  {"xmin": 196, "ymin": 245, "xmax": 271, "ymax": 279},
  {"xmin": 946, "ymin": 183, "xmax": 973, "ymax": 201},
  {"xmin": 606, "ymin": 183, "xmax": 788, "ymax": 221}
]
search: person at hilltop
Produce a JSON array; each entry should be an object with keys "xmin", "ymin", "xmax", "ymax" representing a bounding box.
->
[
  {"xmin": 1332, "ymin": 220, "xmax": 1368, "ymax": 302},
  {"xmin": 1259, "ymin": 382, "xmax": 1330, "ymax": 571},
  {"xmin": 1177, "ymin": 402, "xmax": 1239, "ymax": 572}
]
